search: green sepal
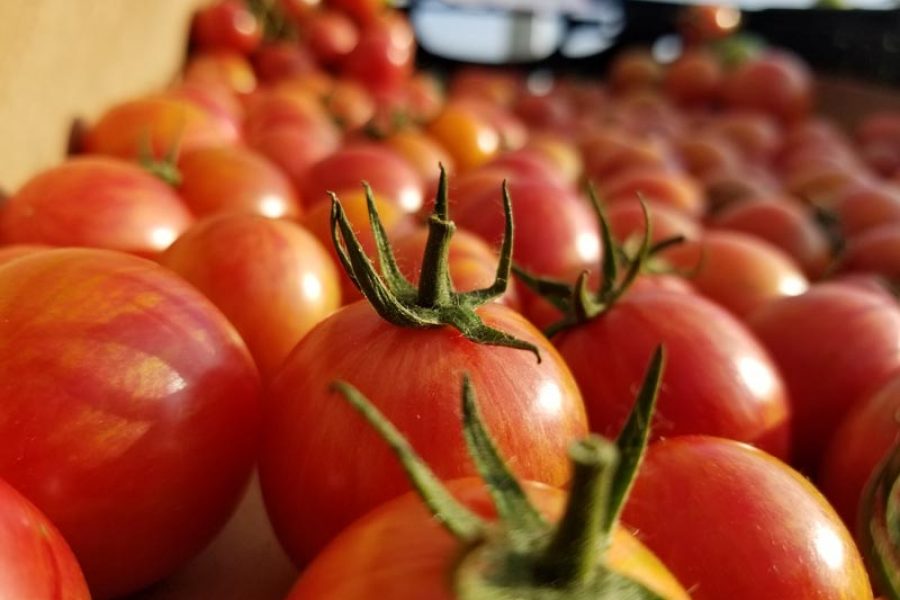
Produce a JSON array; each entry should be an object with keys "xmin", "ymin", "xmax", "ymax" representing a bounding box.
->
[{"xmin": 860, "ymin": 439, "xmax": 900, "ymax": 599}]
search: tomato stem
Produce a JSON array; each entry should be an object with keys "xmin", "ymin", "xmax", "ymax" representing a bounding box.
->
[{"xmin": 329, "ymin": 166, "xmax": 541, "ymax": 361}]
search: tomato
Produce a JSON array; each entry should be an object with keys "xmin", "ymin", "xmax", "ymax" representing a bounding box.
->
[
  {"xmin": 677, "ymin": 5, "xmax": 741, "ymax": 45},
  {"xmin": 302, "ymin": 143, "xmax": 425, "ymax": 212},
  {"xmin": 427, "ymin": 101, "xmax": 502, "ymax": 172},
  {"xmin": 605, "ymin": 199, "xmax": 703, "ymax": 246},
  {"xmin": 820, "ymin": 373, "xmax": 900, "ymax": 529},
  {"xmin": 0, "ymin": 477, "xmax": 90, "ymax": 599},
  {"xmin": 288, "ymin": 479, "xmax": 688, "ymax": 599},
  {"xmin": 701, "ymin": 166, "xmax": 780, "ymax": 213},
  {"xmin": 0, "ymin": 157, "xmax": 193, "ymax": 257},
  {"xmin": 183, "ymin": 50, "xmax": 257, "ymax": 96},
  {"xmin": 159, "ymin": 214, "xmax": 340, "ymax": 380},
  {"xmin": 243, "ymin": 87, "xmax": 339, "ymax": 148},
  {"xmin": 384, "ymin": 128, "xmax": 455, "ymax": 189},
  {"xmin": 251, "ymin": 42, "xmax": 318, "ymax": 84},
  {"xmin": 834, "ymin": 184, "xmax": 900, "ymax": 237},
  {"xmin": 599, "ymin": 167, "xmax": 706, "ymax": 218},
  {"xmin": 553, "ymin": 288, "xmax": 790, "ymax": 458},
  {"xmin": 176, "ymin": 145, "xmax": 301, "ymax": 219},
  {"xmin": 664, "ymin": 230, "xmax": 809, "ymax": 318},
  {"xmin": 839, "ymin": 223, "xmax": 900, "ymax": 283},
  {"xmin": 523, "ymin": 133, "xmax": 584, "ymax": 187},
  {"xmin": 608, "ymin": 48, "xmax": 662, "ymax": 93},
  {"xmin": 324, "ymin": 78, "xmax": 376, "ymax": 131},
  {"xmin": 326, "ymin": 0, "xmax": 386, "ymax": 26},
  {"xmin": 663, "ymin": 49, "xmax": 723, "ymax": 106},
  {"xmin": 0, "ymin": 249, "xmax": 260, "ymax": 598},
  {"xmin": 748, "ymin": 283, "xmax": 900, "ymax": 473},
  {"xmin": 260, "ymin": 300, "xmax": 586, "ymax": 565},
  {"xmin": 168, "ymin": 80, "xmax": 245, "ymax": 131},
  {"xmin": 191, "ymin": 0, "xmax": 262, "ymax": 55},
  {"xmin": 723, "ymin": 51, "xmax": 813, "ymax": 123},
  {"xmin": 580, "ymin": 128, "xmax": 675, "ymax": 181},
  {"xmin": 248, "ymin": 126, "xmax": 339, "ymax": 197},
  {"xmin": 483, "ymin": 148, "xmax": 569, "ymax": 188},
  {"xmin": 622, "ymin": 436, "xmax": 873, "ymax": 600},
  {"xmin": 341, "ymin": 12, "xmax": 415, "ymax": 95},
  {"xmin": 675, "ymin": 133, "xmax": 740, "ymax": 178},
  {"xmin": 856, "ymin": 111, "xmax": 900, "ymax": 177},
  {"xmin": 0, "ymin": 244, "xmax": 48, "ymax": 266},
  {"xmin": 84, "ymin": 95, "xmax": 240, "ymax": 161},
  {"xmin": 303, "ymin": 8, "xmax": 359, "ymax": 66},
  {"xmin": 711, "ymin": 197, "xmax": 832, "ymax": 280},
  {"xmin": 705, "ymin": 111, "xmax": 781, "ymax": 164}
]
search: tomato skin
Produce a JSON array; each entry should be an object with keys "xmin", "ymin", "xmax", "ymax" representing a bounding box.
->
[
  {"xmin": 84, "ymin": 96, "xmax": 240, "ymax": 160},
  {"xmin": 555, "ymin": 289, "xmax": 790, "ymax": 459},
  {"xmin": 664, "ymin": 231, "xmax": 810, "ymax": 319},
  {"xmin": 176, "ymin": 145, "xmax": 301, "ymax": 219},
  {"xmin": 663, "ymin": 49, "xmax": 722, "ymax": 106},
  {"xmin": 191, "ymin": 0, "xmax": 262, "ymax": 55},
  {"xmin": 599, "ymin": 168, "xmax": 706, "ymax": 218},
  {"xmin": 839, "ymin": 223, "xmax": 900, "ymax": 282},
  {"xmin": 427, "ymin": 102, "xmax": 502, "ymax": 172},
  {"xmin": 159, "ymin": 214, "xmax": 340, "ymax": 380},
  {"xmin": 834, "ymin": 184, "xmax": 900, "ymax": 237},
  {"xmin": 259, "ymin": 301, "xmax": 587, "ymax": 566},
  {"xmin": 723, "ymin": 51, "xmax": 813, "ymax": 123},
  {"xmin": 288, "ymin": 479, "xmax": 689, "ymax": 599},
  {"xmin": 622, "ymin": 436, "xmax": 873, "ymax": 600},
  {"xmin": 0, "ymin": 477, "xmax": 90, "ymax": 599},
  {"xmin": 0, "ymin": 244, "xmax": 48, "ymax": 265},
  {"xmin": 749, "ymin": 283, "xmax": 900, "ymax": 473},
  {"xmin": 0, "ymin": 249, "xmax": 261, "ymax": 599},
  {"xmin": 341, "ymin": 12, "xmax": 415, "ymax": 95},
  {"xmin": 820, "ymin": 373, "xmax": 900, "ymax": 530},
  {"xmin": 183, "ymin": 50, "xmax": 258, "ymax": 96},
  {"xmin": 605, "ymin": 200, "xmax": 703, "ymax": 245},
  {"xmin": 0, "ymin": 157, "xmax": 193, "ymax": 257}
]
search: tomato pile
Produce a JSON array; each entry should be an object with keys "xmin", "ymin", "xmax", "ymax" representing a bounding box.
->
[{"xmin": 0, "ymin": 1, "xmax": 899, "ymax": 598}]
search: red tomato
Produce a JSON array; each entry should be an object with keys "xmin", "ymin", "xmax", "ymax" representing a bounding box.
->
[
  {"xmin": 326, "ymin": 0, "xmax": 386, "ymax": 26},
  {"xmin": 341, "ymin": 12, "xmax": 415, "ymax": 95},
  {"xmin": 248, "ymin": 126, "xmax": 338, "ymax": 198},
  {"xmin": 712, "ymin": 197, "xmax": 832, "ymax": 280},
  {"xmin": 159, "ymin": 214, "xmax": 340, "ymax": 380},
  {"xmin": 523, "ymin": 133, "xmax": 584, "ymax": 186},
  {"xmin": 384, "ymin": 129, "xmax": 455, "ymax": 189},
  {"xmin": 191, "ymin": 0, "xmax": 262, "ymax": 54},
  {"xmin": 301, "ymin": 143, "xmax": 424, "ymax": 212},
  {"xmin": 84, "ymin": 96, "xmax": 239, "ymax": 161},
  {"xmin": 251, "ymin": 42, "xmax": 318, "ymax": 84},
  {"xmin": 820, "ymin": 373, "xmax": 900, "ymax": 528},
  {"xmin": 705, "ymin": 111, "xmax": 781, "ymax": 164},
  {"xmin": 608, "ymin": 48, "xmax": 663, "ymax": 93},
  {"xmin": 580, "ymin": 128, "xmax": 675, "ymax": 180},
  {"xmin": 324, "ymin": 78, "xmax": 376, "ymax": 131},
  {"xmin": 675, "ymin": 133, "xmax": 740, "ymax": 178},
  {"xmin": 605, "ymin": 199, "xmax": 703, "ymax": 245},
  {"xmin": 0, "ymin": 157, "xmax": 193, "ymax": 257},
  {"xmin": 259, "ymin": 301, "xmax": 587, "ymax": 565},
  {"xmin": 834, "ymin": 184, "xmax": 900, "ymax": 237},
  {"xmin": 183, "ymin": 50, "xmax": 257, "ymax": 96},
  {"xmin": 0, "ymin": 244, "xmax": 48, "ymax": 266},
  {"xmin": 749, "ymin": 283, "xmax": 900, "ymax": 472},
  {"xmin": 723, "ymin": 51, "xmax": 813, "ymax": 123},
  {"xmin": 839, "ymin": 223, "xmax": 900, "ymax": 282},
  {"xmin": 600, "ymin": 168, "xmax": 706, "ymax": 218},
  {"xmin": 856, "ymin": 111, "xmax": 900, "ymax": 177},
  {"xmin": 701, "ymin": 166, "xmax": 780, "ymax": 213},
  {"xmin": 663, "ymin": 49, "xmax": 723, "ymax": 106},
  {"xmin": 0, "ymin": 249, "xmax": 260, "ymax": 598},
  {"xmin": 288, "ymin": 478, "xmax": 689, "ymax": 599},
  {"xmin": 553, "ymin": 289, "xmax": 790, "ymax": 458},
  {"xmin": 176, "ymin": 145, "xmax": 301, "ymax": 219},
  {"xmin": 664, "ymin": 230, "xmax": 809, "ymax": 318},
  {"xmin": 0, "ymin": 477, "xmax": 90, "ymax": 599},
  {"xmin": 303, "ymin": 8, "xmax": 359, "ymax": 66},
  {"xmin": 622, "ymin": 436, "xmax": 873, "ymax": 600},
  {"xmin": 243, "ymin": 87, "xmax": 339, "ymax": 148}
]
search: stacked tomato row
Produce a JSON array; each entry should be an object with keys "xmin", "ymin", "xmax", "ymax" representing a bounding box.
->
[{"xmin": 0, "ymin": 1, "xmax": 898, "ymax": 598}]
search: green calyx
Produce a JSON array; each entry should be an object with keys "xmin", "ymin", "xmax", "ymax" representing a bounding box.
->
[
  {"xmin": 860, "ymin": 440, "xmax": 900, "ymax": 599},
  {"xmin": 330, "ymin": 166, "xmax": 541, "ymax": 362},
  {"xmin": 332, "ymin": 345, "xmax": 667, "ymax": 600},
  {"xmin": 515, "ymin": 189, "xmax": 681, "ymax": 339},
  {"xmin": 138, "ymin": 131, "xmax": 182, "ymax": 187}
]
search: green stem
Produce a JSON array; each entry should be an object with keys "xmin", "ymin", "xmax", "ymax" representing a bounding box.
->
[
  {"xmin": 535, "ymin": 436, "xmax": 619, "ymax": 587},
  {"xmin": 417, "ymin": 168, "xmax": 455, "ymax": 307},
  {"xmin": 860, "ymin": 440, "xmax": 900, "ymax": 599}
]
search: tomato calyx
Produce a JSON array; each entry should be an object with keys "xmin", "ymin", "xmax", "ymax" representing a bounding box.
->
[
  {"xmin": 333, "ymin": 346, "xmax": 667, "ymax": 599},
  {"xmin": 246, "ymin": 0, "xmax": 296, "ymax": 42},
  {"xmin": 138, "ymin": 132, "xmax": 183, "ymax": 187},
  {"xmin": 331, "ymin": 166, "xmax": 541, "ymax": 361},
  {"xmin": 860, "ymin": 439, "xmax": 900, "ymax": 599},
  {"xmin": 515, "ymin": 191, "xmax": 678, "ymax": 338}
]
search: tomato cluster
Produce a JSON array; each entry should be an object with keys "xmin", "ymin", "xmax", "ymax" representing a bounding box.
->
[{"xmin": 0, "ymin": 1, "xmax": 899, "ymax": 598}]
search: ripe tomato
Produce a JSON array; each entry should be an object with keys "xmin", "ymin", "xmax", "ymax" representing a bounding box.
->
[
  {"xmin": 288, "ymin": 478, "xmax": 688, "ymax": 599},
  {"xmin": 663, "ymin": 230, "xmax": 809, "ymax": 318},
  {"xmin": 176, "ymin": 145, "xmax": 301, "ymax": 219},
  {"xmin": 427, "ymin": 101, "xmax": 502, "ymax": 172},
  {"xmin": 622, "ymin": 436, "xmax": 873, "ymax": 600},
  {"xmin": 0, "ymin": 477, "xmax": 90, "ymax": 599},
  {"xmin": 608, "ymin": 48, "xmax": 663, "ymax": 93},
  {"xmin": 303, "ymin": 8, "xmax": 359, "ymax": 66},
  {"xmin": 259, "ymin": 301, "xmax": 586, "ymax": 565},
  {"xmin": 191, "ymin": 0, "xmax": 262, "ymax": 55},
  {"xmin": 723, "ymin": 50, "xmax": 813, "ymax": 123},
  {"xmin": 711, "ymin": 197, "xmax": 832, "ymax": 280},
  {"xmin": 599, "ymin": 168, "xmax": 706, "ymax": 218},
  {"xmin": 605, "ymin": 199, "xmax": 702, "ymax": 245},
  {"xmin": 183, "ymin": 50, "xmax": 258, "ymax": 96},
  {"xmin": 0, "ymin": 157, "xmax": 193, "ymax": 257},
  {"xmin": 553, "ymin": 288, "xmax": 790, "ymax": 458},
  {"xmin": 0, "ymin": 244, "xmax": 48, "ymax": 265},
  {"xmin": 663, "ymin": 48, "xmax": 723, "ymax": 106},
  {"xmin": 834, "ymin": 184, "xmax": 900, "ymax": 237},
  {"xmin": 159, "ymin": 214, "xmax": 341, "ymax": 380},
  {"xmin": 839, "ymin": 223, "xmax": 900, "ymax": 283},
  {"xmin": 341, "ymin": 12, "xmax": 415, "ymax": 95},
  {"xmin": 820, "ymin": 373, "xmax": 900, "ymax": 529},
  {"xmin": 749, "ymin": 283, "xmax": 900, "ymax": 473},
  {"xmin": 84, "ymin": 95, "xmax": 239, "ymax": 161},
  {"xmin": 0, "ymin": 249, "xmax": 260, "ymax": 598},
  {"xmin": 384, "ymin": 128, "xmax": 455, "ymax": 189}
]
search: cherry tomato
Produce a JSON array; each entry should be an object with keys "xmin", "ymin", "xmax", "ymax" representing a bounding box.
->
[
  {"xmin": 191, "ymin": 0, "xmax": 262, "ymax": 55},
  {"xmin": 599, "ymin": 168, "xmax": 706, "ymax": 218},
  {"xmin": 834, "ymin": 184, "xmax": 900, "ymax": 237},
  {"xmin": 663, "ymin": 49, "xmax": 723, "ymax": 106},
  {"xmin": 384, "ymin": 128, "xmax": 455, "ymax": 189},
  {"xmin": 288, "ymin": 478, "xmax": 689, "ymax": 599},
  {"xmin": 0, "ymin": 477, "xmax": 90, "ymax": 599},
  {"xmin": 259, "ymin": 300, "xmax": 587, "ymax": 566},
  {"xmin": 0, "ymin": 249, "xmax": 260, "ymax": 598},
  {"xmin": 622, "ymin": 436, "xmax": 873, "ymax": 600},
  {"xmin": 608, "ymin": 48, "xmax": 663, "ymax": 94},
  {"xmin": 839, "ymin": 223, "xmax": 900, "ymax": 283},
  {"xmin": 749, "ymin": 283, "xmax": 900, "ymax": 473},
  {"xmin": 0, "ymin": 157, "xmax": 193, "ymax": 257},
  {"xmin": 303, "ymin": 8, "xmax": 359, "ymax": 66},
  {"xmin": 183, "ymin": 50, "xmax": 258, "ymax": 96},
  {"xmin": 427, "ymin": 102, "xmax": 502, "ymax": 172},
  {"xmin": 176, "ymin": 145, "xmax": 300, "ymax": 219},
  {"xmin": 159, "ymin": 214, "xmax": 340, "ymax": 380},
  {"xmin": 723, "ymin": 51, "xmax": 813, "ymax": 123},
  {"xmin": 341, "ymin": 12, "xmax": 415, "ymax": 95}
]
